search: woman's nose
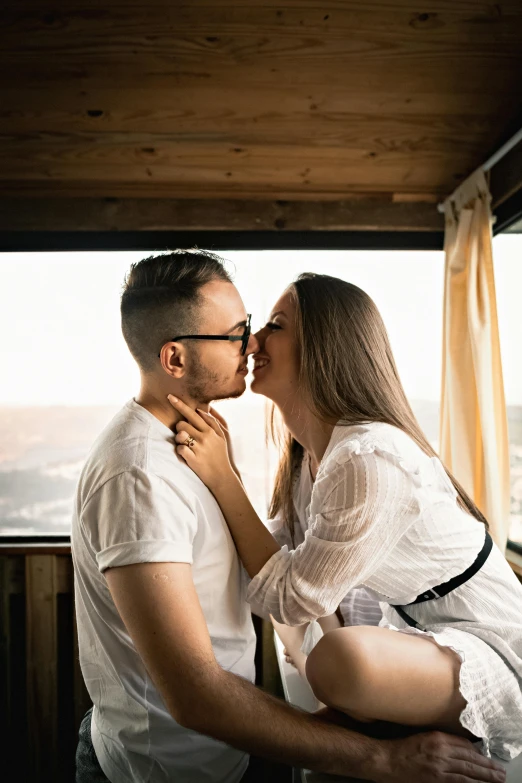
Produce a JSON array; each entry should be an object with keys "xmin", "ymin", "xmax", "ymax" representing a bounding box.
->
[{"xmin": 252, "ymin": 327, "xmax": 265, "ymax": 350}]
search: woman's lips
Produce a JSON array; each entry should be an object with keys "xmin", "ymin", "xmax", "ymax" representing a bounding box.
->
[{"xmin": 252, "ymin": 360, "xmax": 270, "ymax": 375}]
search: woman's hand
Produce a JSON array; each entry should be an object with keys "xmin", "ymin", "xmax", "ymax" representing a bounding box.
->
[
  {"xmin": 208, "ymin": 406, "xmax": 242, "ymax": 481},
  {"xmin": 167, "ymin": 395, "xmax": 236, "ymax": 491}
]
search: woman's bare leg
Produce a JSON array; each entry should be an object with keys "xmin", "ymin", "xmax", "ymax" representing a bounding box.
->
[{"xmin": 305, "ymin": 626, "xmax": 472, "ymax": 737}]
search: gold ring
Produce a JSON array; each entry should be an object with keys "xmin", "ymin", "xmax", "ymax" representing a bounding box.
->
[{"xmin": 184, "ymin": 436, "xmax": 196, "ymax": 448}]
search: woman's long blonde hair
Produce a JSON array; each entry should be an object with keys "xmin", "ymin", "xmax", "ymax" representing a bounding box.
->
[{"xmin": 269, "ymin": 273, "xmax": 488, "ymax": 542}]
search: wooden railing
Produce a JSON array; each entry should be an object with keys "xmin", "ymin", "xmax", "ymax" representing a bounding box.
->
[{"xmin": 0, "ymin": 545, "xmax": 91, "ymax": 783}]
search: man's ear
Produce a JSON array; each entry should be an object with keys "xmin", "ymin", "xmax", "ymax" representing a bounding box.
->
[{"xmin": 159, "ymin": 342, "xmax": 186, "ymax": 379}]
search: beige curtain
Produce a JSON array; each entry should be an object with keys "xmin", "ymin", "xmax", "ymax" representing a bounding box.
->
[{"xmin": 440, "ymin": 169, "xmax": 511, "ymax": 551}]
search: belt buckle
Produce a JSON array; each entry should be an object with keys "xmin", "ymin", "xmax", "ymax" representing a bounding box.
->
[{"xmin": 421, "ymin": 588, "xmax": 439, "ymax": 600}]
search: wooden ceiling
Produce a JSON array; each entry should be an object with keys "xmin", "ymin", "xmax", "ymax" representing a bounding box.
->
[{"xmin": 1, "ymin": 1, "xmax": 522, "ymax": 231}]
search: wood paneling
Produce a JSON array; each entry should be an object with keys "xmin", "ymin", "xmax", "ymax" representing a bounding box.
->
[
  {"xmin": 490, "ymin": 139, "xmax": 522, "ymax": 209},
  {"xmin": 0, "ymin": 557, "xmax": 10, "ymax": 745},
  {"xmin": 0, "ymin": 196, "xmax": 443, "ymax": 232},
  {"xmin": 0, "ymin": 1, "xmax": 521, "ymax": 205},
  {"xmin": 26, "ymin": 556, "xmax": 59, "ymax": 781},
  {"xmin": 0, "ymin": 551, "xmax": 91, "ymax": 783}
]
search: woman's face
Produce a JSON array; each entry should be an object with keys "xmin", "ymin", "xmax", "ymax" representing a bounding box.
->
[{"xmin": 250, "ymin": 288, "xmax": 300, "ymax": 408}]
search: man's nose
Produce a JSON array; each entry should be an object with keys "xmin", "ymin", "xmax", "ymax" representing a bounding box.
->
[{"xmin": 246, "ymin": 331, "xmax": 260, "ymax": 355}]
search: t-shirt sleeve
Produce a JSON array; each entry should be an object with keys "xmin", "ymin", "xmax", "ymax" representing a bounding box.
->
[{"xmin": 82, "ymin": 467, "xmax": 198, "ymax": 572}]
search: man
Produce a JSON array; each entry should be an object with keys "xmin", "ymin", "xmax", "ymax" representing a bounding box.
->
[{"xmin": 72, "ymin": 250, "xmax": 504, "ymax": 783}]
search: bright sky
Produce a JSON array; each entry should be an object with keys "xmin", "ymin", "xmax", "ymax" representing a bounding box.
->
[{"xmin": 0, "ymin": 235, "xmax": 520, "ymax": 406}]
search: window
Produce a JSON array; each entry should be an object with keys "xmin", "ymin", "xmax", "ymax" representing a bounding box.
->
[
  {"xmin": 0, "ymin": 249, "xmax": 444, "ymax": 537},
  {"xmin": 493, "ymin": 233, "xmax": 522, "ymax": 546}
]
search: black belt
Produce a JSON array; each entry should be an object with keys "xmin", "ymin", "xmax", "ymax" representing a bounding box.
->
[{"xmin": 390, "ymin": 531, "xmax": 493, "ymax": 630}]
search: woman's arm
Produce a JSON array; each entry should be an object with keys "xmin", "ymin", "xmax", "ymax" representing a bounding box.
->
[
  {"xmin": 210, "ymin": 471, "xmax": 281, "ymax": 578},
  {"xmin": 168, "ymin": 397, "xmax": 281, "ymax": 578}
]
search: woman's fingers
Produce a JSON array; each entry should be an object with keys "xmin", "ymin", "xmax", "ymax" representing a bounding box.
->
[
  {"xmin": 196, "ymin": 408, "xmax": 225, "ymax": 436},
  {"xmin": 175, "ymin": 431, "xmax": 198, "ymax": 448},
  {"xmin": 208, "ymin": 406, "xmax": 229, "ymax": 432},
  {"xmin": 174, "ymin": 421, "xmax": 200, "ymax": 439},
  {"xmin": 176, "ymin": 444, "xmax": 197, "ymax": 465},
  {"xmin": 167, "ymin": 395, "xmax": 206, "ymax": 431}
]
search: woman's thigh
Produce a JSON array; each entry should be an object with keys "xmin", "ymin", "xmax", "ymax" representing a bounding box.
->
[{"xmin": 305, "ymin": 626, "xmax": 470, "ymax": 735}]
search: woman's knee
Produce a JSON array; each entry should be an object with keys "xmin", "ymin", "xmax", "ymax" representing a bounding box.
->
[{"xmin": 305, "ymin": 626, "xmax": 376, "ymax": 709}]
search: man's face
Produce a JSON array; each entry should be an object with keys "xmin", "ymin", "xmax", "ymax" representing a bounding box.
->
[{"xmin": 184, "ymin": 280, "xmax": 258, "ymax": 404}]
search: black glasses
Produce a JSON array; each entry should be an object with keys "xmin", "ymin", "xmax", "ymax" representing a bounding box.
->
[{"xmin": 159, "ymin": 314, "xmax": 252, "ymax": 358}]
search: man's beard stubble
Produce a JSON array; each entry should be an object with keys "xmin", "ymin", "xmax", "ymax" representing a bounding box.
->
[{"xmin": 185, "ymin": 352, "xmax": 245, "ymax": 405}]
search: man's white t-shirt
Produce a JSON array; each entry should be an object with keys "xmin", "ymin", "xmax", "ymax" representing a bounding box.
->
[{"xmin": 71, "ymin": 399, "xmax": 256, "ymax": 783}]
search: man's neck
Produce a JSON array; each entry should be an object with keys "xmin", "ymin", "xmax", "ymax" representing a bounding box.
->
[{"xmin": 135, "ymin": 385, "xmax": 210, "ymax": 431}]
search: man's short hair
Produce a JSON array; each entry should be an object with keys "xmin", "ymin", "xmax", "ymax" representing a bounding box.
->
[{"xmin": 121, "ymin": 249, "xmax": 233, "ymax": 371}]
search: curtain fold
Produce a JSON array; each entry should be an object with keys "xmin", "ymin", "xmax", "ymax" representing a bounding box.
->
[{"xmin": 440, "ymin": 169, "xmax": 510, "ymax": 551}]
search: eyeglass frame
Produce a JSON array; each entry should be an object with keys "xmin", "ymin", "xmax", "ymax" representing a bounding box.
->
[{"xmin": 158, "ymin": 314, "xmax": 252, "ymax": 358}]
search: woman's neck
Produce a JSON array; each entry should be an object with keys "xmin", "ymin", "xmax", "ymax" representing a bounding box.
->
[{"xmin": 280, "ymin": 403, "xmax": 336, "ymax": 476}]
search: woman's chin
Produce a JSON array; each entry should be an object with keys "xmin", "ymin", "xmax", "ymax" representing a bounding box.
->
[{"xmin": 250, "ymin": 374, "xmax": 267, "ymax": 396}]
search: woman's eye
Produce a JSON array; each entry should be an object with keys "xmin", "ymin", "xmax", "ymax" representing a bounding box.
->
[{"xmin": 266, "ymin": 321, "xmax": 282, "ymax": 330}]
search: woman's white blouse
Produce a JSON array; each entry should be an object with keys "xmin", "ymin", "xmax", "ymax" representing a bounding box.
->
[
  {"xmin": 247, "ymin": 422, "xmax": 522, "ymax": 760},
  {"xmin": 249, "ymin": 422, "xmax": 491, "ymax": 624},
  {"xmin": 267, "ymin": 446, "xmax": 382, "ymax": 630}
]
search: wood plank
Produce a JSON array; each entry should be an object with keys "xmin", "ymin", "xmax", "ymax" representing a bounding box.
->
[
  {"xmin": 0, "ymin": 102, "xmax": 499, "ymax": 150},
  {"xmin": 56, "ymin": 555, "xmax": 73, "ymax": 595},
  {"xmin": 0, "ymin": 43, "xmax": 518, "ymax": 96},
  {"xmin": 0, "ymin": 544, "xmax": 71, "ymax": 556},
  {"xmin": 0, "ymin": 85, "xmax": 511, "ymax": 131},
  {"xmin": 72, "ymin": 611, "xmax": 92, "ymax": 733},
  {"xmin": 0, "ymin": 137, "xmax": 478, "ymax": 196},
  {"xmin": 0, "ymin": 4, "xmax": 521, "ymax": 94},
  {"xmin": 26, "ymin": 555, "xmax": 58, "ymax": 783},
  {"xmin": 9, "ymin": 0, "xmax": 522, "ymax": 10},
  {"xmin": 6, "ymin": 555, "xmax": 25, "ymax": 595},
  {"xmin": 0, "ymin": 196, "xmax": 443, "ymax": 231},
  {"xmin": 2, "ymin": 5, "xmax": 522, "ymax": 52},
  {"xmin": 490, "ymin": 138, "xmax": 522, "ymax": 209},
  {"xmin": 0, "ymin": 558, "xmax": 10, "ymax": 748}
]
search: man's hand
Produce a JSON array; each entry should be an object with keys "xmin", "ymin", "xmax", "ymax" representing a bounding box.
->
[{"xmin": 379, "ymin": 732, "xmax": 506, "ymax": 783}]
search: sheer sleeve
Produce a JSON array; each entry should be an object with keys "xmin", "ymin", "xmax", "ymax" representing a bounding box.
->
[
  {"xmin": 247, "ymin": 443, "xmax": 422, "ymax": 625},
  {"xmin": 267, "ymin": 515, "xmax": 294, "ymax": 550}
]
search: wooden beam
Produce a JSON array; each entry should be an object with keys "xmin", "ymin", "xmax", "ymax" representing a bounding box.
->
[
  {"xmin": 0, "ymin": 136, "xmax": 474, "ymax": 198},
  {"xmin": 72, "ymin": 611, "xmax": 92, "ymax": 734},
  {"xmin": 0, "ymin": 196, "xmax": 442, "ymax": 232},
  {"xmin": 26, "ymin": 555, "xmax": 58, "ymax": 783},
  {"xmin": 0, "ymin": 558, "xmax": 10, "ymax": 747},
  {"xmin": 490, "ymin": 137, "xmax": 522, "ymax": 209}
]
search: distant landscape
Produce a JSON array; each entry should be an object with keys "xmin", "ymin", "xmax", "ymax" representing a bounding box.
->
[{"xmin": 0, "ymin": 400, "xmax": 521, "ymax": 543}]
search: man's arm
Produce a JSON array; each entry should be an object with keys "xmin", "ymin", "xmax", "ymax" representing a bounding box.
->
[{"xmin": 105, "ymin": 561, "xmax": 505, "ymax": 783}]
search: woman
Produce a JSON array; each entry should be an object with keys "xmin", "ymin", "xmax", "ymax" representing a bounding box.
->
[{"xmin": 168, "ymin": 273, "xmax": 522, "ymax": 761}]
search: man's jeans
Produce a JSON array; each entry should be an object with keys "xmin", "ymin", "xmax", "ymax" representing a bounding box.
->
[
  {"xmin": 76, "ymin": 708, "xmax": 110, "ymax": 782},
  {"xmin": 76, "ymin": 708, "xmax": 269, "ymax": 782}
]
